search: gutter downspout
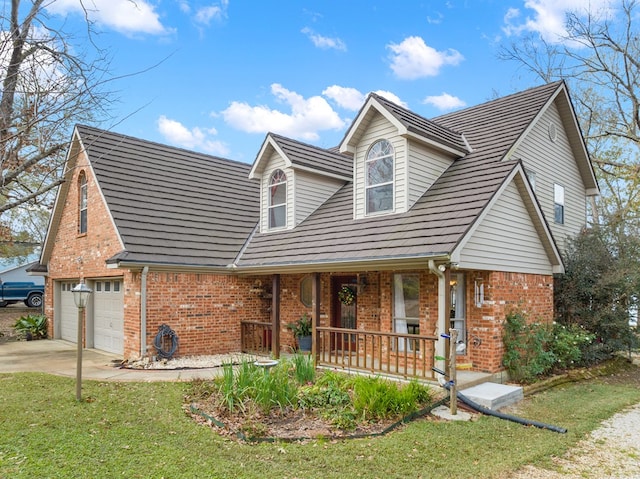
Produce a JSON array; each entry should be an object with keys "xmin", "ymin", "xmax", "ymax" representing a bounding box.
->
[
  {"xmin": 141, "ymin": 266, "xmax": 149, "ymax": 357},
  {"xmin": 428, "ymin": 260, "xmax": 447, "ymax": 385}
]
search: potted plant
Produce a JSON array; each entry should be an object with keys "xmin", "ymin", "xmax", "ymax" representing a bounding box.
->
[{"xmin": 287, "ymin": 313, "xmax": 312, "ymax": 351}]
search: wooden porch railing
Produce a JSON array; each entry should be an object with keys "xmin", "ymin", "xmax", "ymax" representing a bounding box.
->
[
  {"xmin": 316, "ymin": 327, "xmax": 439, "ymax": 381},
  {"xmin": 240, "ymin": 320, "xmax": 272, "ymax": 355}
]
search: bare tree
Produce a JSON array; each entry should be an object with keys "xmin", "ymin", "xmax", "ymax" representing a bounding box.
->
[
  {"xmin": 500, "ymin": 0, "xmax": 640, "ymax": 233},
  {"xmin": 0, "ymin": 0, "xmax": 112, "ymax": 255}
]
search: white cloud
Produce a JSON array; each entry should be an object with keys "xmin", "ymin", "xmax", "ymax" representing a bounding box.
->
[
  {"xmin": 157, "ymin": 115, "xmax": 229, "ymax": 155},
  {"xmin": 194, "ymin": 1, "xmax": 228, "ymax": 26},
  {"xmin": 423, "ymin": 93, "xmax": 466, "ymax": 111},
  {"xmin": 373, "ymin": 90, "xmax": 407, "ymax": 108},
  {"xmin": 222, "ymin": 84, "xmax": 348, "ymax": 141},
  {"xmin": 502, "ymin": 0, "xmax": 616, "ymax": 44},
  {"xmin": 387, "ymin": 36, "xmax": 463, "ymax": 80},
  {"xmin": 322, "ymin": 86, "xmax": 364, "ymax": 110},
  {"xmin": 45, "ymin": 0, "xmax": 169, "ymax": 35},
  {"xmin": 301, "ymin": 27, "xmax": 347, "ymax": 51}
]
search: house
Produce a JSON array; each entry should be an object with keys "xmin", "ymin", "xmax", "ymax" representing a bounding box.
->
[
  {"xmin": 33, "ymin": 81, "xmax": 598, "ymax": 377},
  {"xmin": 1, "ymin": 261, "xmax": 44, "ymax": 285}
]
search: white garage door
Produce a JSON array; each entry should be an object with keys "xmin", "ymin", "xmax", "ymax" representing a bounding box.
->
[
  {"xmin": 93, "ymin": 279, "xmax": 124, "ymax": 355},
  {"xmin": 59, "ymin": 281, "xmax": 79, "ymax": 342}
]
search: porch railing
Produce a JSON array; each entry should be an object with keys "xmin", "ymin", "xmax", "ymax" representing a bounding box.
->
[
  {"xmin": 240, "ymin": 320, "xmax": 272, "ymax": 355},
  {"xmin": 316, "ymin": 326, "xmax": 438, "ymax": 381}
]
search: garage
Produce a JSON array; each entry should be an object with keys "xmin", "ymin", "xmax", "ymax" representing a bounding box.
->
[
  {"xmin": 59, "ymin": 281, "xmax": 79, "ymax": 342},
  {"xmin": 91, "ymin": 278, "xmax": 124, "ymax": 355}
]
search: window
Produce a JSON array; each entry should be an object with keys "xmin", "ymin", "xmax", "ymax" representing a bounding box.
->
[
  {"xmin": 78, "ymin": 171, "xmax": 87, "ymax": 234},
  {"xmin": 525, "ymin": 169, "xmax": 536, "ymax": 192},
  {"xmin": 268, "ymin": 169, "xmax": 287, "ymax": 229},
  {"xmin": 300, "ymin": 275, "xmax": 313, "ymax": 307},
  {"xmin": 393, "ymin": 274, "xmax": 420, "ymax": 352},
  {"xmin": 554, "ymin": 184, "xmax": 565, "ymax": 224},
  {"xmin": 365, "ymin": 140, "xmax": 394, "ymax": 214}
]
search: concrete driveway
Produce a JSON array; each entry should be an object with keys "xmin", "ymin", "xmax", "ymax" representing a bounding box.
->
[{"xmin": 0, "ymin": 339, "xmax": 224, "ymax": 382}]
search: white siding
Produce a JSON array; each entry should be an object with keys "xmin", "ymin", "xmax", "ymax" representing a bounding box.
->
[
  {"xmin": 458, "ymin": 181, "xmax": 553, "ymax": 275},
  {"xmin": 260, "ymin": 153, "xmax": 289, "ymax": 233},
  {"xmin": 513, "ymin": 102, "xmax": 587, "ymax": 254},
  {"xmin": 354, "ymin": 112, "xmax": 406, "ymax": 219},
  {"xmin": 407, "ymin": 141, "xmax": 454, "ymax": 209},
  {"xmin": 294, "ymin": 170, "xmax": 345, "ymax": 226}
]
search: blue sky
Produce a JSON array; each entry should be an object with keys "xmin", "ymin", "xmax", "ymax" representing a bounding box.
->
[{"xmin": 42, "ymin": 0, "xmax": 615, "ymax": 164}]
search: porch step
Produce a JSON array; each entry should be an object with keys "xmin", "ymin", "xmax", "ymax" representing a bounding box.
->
[{"xmin": 458, "ymin": 382, "xmax": 523, "ymax": 411}]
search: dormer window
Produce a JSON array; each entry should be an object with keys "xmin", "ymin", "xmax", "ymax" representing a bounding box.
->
[
  {"xmin": 366, "ymin": 139, "xmax": 394, "ymax": 214},
  {"xmin": 268, "ymin": 169, "xmax": 287, "ymax": 229}
]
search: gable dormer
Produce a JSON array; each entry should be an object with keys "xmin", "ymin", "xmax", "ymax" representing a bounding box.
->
[
  {"xmin": 340, "ymin": 93, "xmax": 470, "ymax": 219},
  {"xmin": 249, "ymin": 134, "xmax": 351, "ymax": 233}
]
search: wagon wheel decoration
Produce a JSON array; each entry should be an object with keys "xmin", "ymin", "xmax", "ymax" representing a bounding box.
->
[{"xmin": 337, "ymin": 285, "xmax": 355, "ymax": 305}]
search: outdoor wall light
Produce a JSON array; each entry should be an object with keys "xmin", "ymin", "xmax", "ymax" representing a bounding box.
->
[
  {"xmin": 72, "ymin": 282, "xmax": 92, "ymax": 308},
  {"xmin": 358, "ymin": 275, "xmax": 368, "ymax": 293},
  {"xmin": 438, "ymin": 264, "xmax": 446, "ymax": 272}
]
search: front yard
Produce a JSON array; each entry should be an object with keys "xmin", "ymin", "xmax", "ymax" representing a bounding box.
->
[{"xmin": 1, "ymin": 362, "xmax": 639, "ymax": 478}]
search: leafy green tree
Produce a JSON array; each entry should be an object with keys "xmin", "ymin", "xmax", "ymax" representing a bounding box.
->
[{"xmin": 555, "ymin": 227, "xmax": 639, "ymax": 361}]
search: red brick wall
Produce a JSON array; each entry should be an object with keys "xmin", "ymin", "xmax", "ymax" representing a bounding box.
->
[
  {"xmin": 143, "ymin": 272, "xmax": 268, "ymax": 358},
  {"xmin": 44, "ymin": 147, "xmax": 130, "ymax": 341},
  {"xmin": 464, "ymin": 270, "xmax": 554, "ymax": 373}
]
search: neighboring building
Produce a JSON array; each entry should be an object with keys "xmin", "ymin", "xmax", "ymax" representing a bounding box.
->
[
  {"xmin": 33, "ymin": 81, "xmax": 598, "ymax": 376},
  {"xmin": 1, "ymin": 261, "xmax": 44, "ymax": 285}
]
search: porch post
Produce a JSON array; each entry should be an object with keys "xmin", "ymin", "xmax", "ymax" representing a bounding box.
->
[
  {"xmin": 272, "ymin": 274, "xmax": 281, "ymax": 359},
  {"xmin": 312, "ymin": 273, "xmax": 320, "ymax": 367},
  {"xmin": 429, "ymin": 260, "xmax": 447, "ymax": 376}
]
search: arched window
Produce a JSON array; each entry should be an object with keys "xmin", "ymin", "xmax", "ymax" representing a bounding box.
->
[
  {"xmin": 78, "ymin": 171, "xmax": 88, "ymax": 234},
  {"xmin": 365, "ymin": 139, "xmax": 394, "ymax": 214},
  {"xmin": 268, "ymin": 169, "xmax": 287, "ymax": 229}
]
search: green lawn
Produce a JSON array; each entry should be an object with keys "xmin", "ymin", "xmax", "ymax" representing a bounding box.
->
[{"xmin": 1, "ymin": 371, "xmax": 639, "ymax": 479}]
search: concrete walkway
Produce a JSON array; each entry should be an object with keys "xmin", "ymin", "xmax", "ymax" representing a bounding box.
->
[{"xmin": 0, "ymin": 339, "xmax": 226, "ymax": 382}]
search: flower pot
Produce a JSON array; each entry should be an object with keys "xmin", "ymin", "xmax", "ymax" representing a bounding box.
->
[{"xmin": 297, "ymin": 335, "xmax": 312, "ymax": 352}]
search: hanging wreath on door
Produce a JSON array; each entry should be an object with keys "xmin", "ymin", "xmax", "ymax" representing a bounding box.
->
[{"xmin": 338, "ymin": 285, "xmax": 355, "ymax": 305}]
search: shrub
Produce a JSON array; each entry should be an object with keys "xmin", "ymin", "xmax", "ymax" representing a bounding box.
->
[
  {"xmin": 14, "ymin": 314, "xmax": 48, "ymax": 340},
  {"xmin": 502, "ymin": 311, "xmax": 555, "ymax": 383},
  {"xmin": 549, "ymin": 322, "xmax": 595, "ymax": 369}
]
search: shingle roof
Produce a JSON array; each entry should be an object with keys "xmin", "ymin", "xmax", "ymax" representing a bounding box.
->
[
  {"xmin": 268, "ymin": 133, "xmax": 353, "ymax": 179},
  {"xmin": 75, "ymin": 125, "xmax": 259, "ymax": 268},
  {"xmin": 370, "ymin": 93, "xmax": 471, "ymax": 154},
  {"xmin": 236, "ymin": 82, "xmax": 565, "ymax": 270}
]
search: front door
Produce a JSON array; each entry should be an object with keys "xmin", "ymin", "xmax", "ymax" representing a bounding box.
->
[{"xmin": 331, "ymin": 276, "xmax": 357, "ymax": 351}]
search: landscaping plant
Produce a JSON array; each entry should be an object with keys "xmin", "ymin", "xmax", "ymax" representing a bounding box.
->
[{"xmin": 13, "ymin": 314, "xmax": 48, "ymax": 340}]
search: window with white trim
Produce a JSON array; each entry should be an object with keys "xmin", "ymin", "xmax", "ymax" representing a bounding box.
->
[
  {"xmin": 78, "ymin": 171, "xmax": 87, "ymax": 234},
  {"xmin": 554, "ymin": 183, "xmax": 565, "ymax": 224},
  {"xmin": 525, "ymin": 169, "xmax": 536, "ymax": 192},
  {"xmin": 268, "ymin": 169, "xmax": 287, "ymax": 229},
  {"xmin": 365, "ymin": 140, "xmax": 394, "ymax": 214},
  {"xmin": 393, "ymin": 274, "xmax": 420, "ymax": 352}
]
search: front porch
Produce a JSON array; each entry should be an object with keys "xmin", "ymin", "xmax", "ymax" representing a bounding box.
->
[{"xmin": 240, "ymin": 320, "xmax": 494, "ymax": 388}]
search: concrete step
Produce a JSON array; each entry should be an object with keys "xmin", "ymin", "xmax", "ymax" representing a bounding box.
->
[{"xmin": 458, "ymin": 382, "xmax": 523, "ymax": 410}]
